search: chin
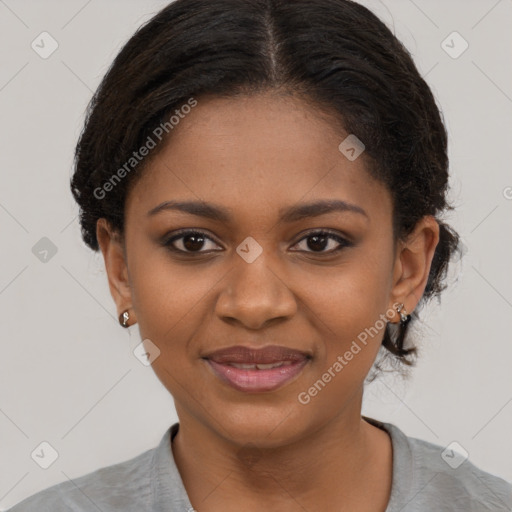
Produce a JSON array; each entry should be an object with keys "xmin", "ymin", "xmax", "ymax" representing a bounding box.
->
[{"xmin": 208, "ymin": 401, "xmax": 313, "ymax": 448}]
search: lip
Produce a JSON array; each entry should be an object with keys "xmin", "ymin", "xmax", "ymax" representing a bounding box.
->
[
  {"xmin": 203, "ymin": 345, "xmax": 311, "ymax": 393},
  {"xmin": 203, "ymin": 345, "xmax": 311, "ymax": 364}
]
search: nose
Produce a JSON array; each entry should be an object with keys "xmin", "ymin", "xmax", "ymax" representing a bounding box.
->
[{"xmin": 214, "ymin": 253, "xmax": 297, "ymax": 330}]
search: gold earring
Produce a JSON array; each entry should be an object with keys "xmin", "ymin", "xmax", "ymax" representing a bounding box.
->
[{"xmin": 119, "ymin": 310, "xmax": 130, "ymax": 328}]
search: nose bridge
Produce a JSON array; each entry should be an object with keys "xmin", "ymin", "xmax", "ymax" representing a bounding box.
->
[{"xmin": 215, "ymin": 244, "xmax": 297, "ymax": 329}]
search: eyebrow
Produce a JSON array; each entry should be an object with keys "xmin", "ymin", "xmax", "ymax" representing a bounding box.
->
[{"xmin": 147, "ymin": 199, "xmax": 368, "ymax": 222}]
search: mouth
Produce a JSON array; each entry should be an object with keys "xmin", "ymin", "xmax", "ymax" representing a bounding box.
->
[{"xmin": 202, "ymin": 345, "xmax": 311, "ymax": 393}]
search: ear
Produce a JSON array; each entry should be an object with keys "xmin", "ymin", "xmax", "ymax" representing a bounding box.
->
[
  {"xmin": 388, "ymin": 215, "xmax": 440, "ymax": 317},
  {"xmin": 96, "ymin": 218, "xmax": 135, "ymax": 324}
]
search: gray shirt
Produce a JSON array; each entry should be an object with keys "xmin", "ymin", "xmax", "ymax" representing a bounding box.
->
[{"xmin": 7, "ymin": 417, "xmax": 512, "ymax": 511}]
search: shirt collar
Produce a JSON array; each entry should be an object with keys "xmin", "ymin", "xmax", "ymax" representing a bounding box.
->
[
  {"xmin": 150, "ymin": 418, "xmax": 413, "ymax": 512},
  {"xmin": 363, "ymin": 415, "xmax": 414, "ymax": 511},
  {"xmin": 150, "ymin": 422, "xmax": 194, "ymax": 512}
]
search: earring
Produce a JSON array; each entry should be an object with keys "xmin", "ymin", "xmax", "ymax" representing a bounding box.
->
[
  {"xmin": 119, "ymin": 310, "xmax": 130, "ymax": 328},
  {"xmin": 395, "ymin": 303, "xmax": 411, "ymax": 325}
]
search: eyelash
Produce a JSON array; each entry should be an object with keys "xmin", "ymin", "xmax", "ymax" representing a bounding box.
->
[{"xmin": 162, "ymin": 229, "xmax": 353, "ymax": 256}]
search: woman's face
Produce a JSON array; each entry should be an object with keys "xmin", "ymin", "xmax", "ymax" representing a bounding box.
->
[{"xmin": 99, "ymin": 92, "xmax": 435, "ymax": 447}]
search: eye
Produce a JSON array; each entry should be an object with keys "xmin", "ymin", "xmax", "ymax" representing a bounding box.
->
[
  {"xmin": 163, "ymin": 230, "xmax": 222, "ymax": 254},
  {"xmin": 162, "ymin": 229, "xmax": 352, "ymax": 256},
  {"xmin": 291, "ymin": 230, "xmax": 353, "ymax": 254}
]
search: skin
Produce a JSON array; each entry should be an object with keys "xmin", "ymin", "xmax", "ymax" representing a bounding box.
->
[{"xmin": 97, "ymin": 92, "xmax": 439, "ymax": 511}]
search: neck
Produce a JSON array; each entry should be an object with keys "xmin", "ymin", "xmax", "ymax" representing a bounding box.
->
[{"xmin": 171, "ymin": 395, "xmax": 392, "ymax": 512}]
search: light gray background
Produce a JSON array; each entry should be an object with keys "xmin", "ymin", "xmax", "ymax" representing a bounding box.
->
[{"xmin": 1, "ymin": 0, "xmax": 511, "ymax": 508}]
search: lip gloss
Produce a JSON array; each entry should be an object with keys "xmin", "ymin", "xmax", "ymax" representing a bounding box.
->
[{"xmin": 205, "ymin": 358, "xmax": 309, "ymax": 392}]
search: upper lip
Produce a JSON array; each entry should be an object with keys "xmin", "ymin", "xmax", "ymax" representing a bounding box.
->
[{"xmin": 203, "ymin": 345, "xmax": 311, "ymax": 364}]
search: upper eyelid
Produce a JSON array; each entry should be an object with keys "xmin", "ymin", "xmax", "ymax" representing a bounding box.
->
[
  {"xmin": 165, "ymin": 229, "xmax": 221, "ymax": 245},
  {"xmin": 164, "ymin": 229, "xmax": 223, "ymax": 251},
  {"xmin": 165, "ymin": 228, "xmax": 350, "ymax": 251}
]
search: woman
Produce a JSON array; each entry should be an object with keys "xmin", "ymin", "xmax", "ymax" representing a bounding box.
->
[{"xmin": 8, "ymin": 0, "xmax": 512, "ymax": 510}]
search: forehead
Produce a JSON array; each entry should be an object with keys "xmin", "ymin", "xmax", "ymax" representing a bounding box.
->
[{"xmin": 126, "ymin": 92, "xmax": 391, "ymax": 224}]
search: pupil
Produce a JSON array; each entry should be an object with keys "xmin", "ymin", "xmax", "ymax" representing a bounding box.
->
[
  {"xmin": 183, "ymin": 233, "xmax": 205, "ymax": 251},
  {"xmin": 307, "ymin": 235, "xmax": 327, "ymax": 252}
]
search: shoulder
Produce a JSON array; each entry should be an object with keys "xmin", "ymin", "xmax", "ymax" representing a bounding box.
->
[
  {"xmin": 410, "ymin": 435, "xmax": 511, "ymax": 509},
  {"xmin": 379, "ymin": 419, "xmax": 512, "ymax": 511},
  {"xmin": 6, "ymin": 447, "xmax": 155, "ymax": 512}
]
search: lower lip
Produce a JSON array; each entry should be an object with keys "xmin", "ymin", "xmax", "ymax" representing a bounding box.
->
[{"xmin": 205, "ymin": 359, "xmax": 309, "ymax": 392}]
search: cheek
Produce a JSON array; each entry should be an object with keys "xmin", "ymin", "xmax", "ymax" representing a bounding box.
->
[
  {"xmin": 299, "ymin": 264, "xmax": 391, "ymax": 410},
  {"xmin": 129, "ymin": 256, "xmax": 212, "ymax": 397},
  {"xmin": 311, "ymin": 249, "xmax": 393, "ymax": 324},
  {"xmin": 305, "ymin": 248, "xmax": 393, "ymax": 368},
  {"xmin": 128, "ymin": 247, "xmax": 213, "ymax": 348}
]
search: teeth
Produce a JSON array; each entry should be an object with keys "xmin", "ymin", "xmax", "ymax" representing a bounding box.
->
[
  {"xmin": 228, "ymin": 361, "xmax": 294, "ymax": 370},
  {"xmin": 255, "ymin": 362, "xmax": 287, "ymax": 370}
]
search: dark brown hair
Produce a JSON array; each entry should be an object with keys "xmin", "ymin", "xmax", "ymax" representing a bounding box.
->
[{"xmin": 70, "ymin": 0, "xmax": 460, "ymax": 370}]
